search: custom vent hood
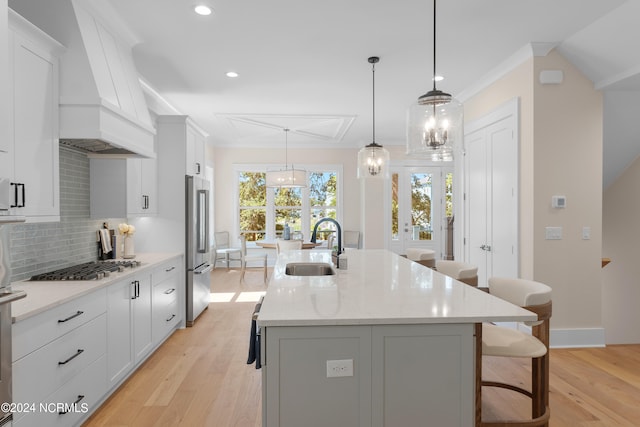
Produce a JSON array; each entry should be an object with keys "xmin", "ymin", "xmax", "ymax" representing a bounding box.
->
[{"xmin": 10, "ymin": 0, "xmax": 156, "ymax": 158}]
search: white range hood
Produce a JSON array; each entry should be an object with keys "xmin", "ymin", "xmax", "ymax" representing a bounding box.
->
[{"xmin": 10, "ymin": 0, "xmax": 156, "ymax": 158}]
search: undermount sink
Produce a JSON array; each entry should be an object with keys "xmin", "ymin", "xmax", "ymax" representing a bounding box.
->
[{"xmin": 285, "ymin": 262, "xmax": 336, "ymax": 276}]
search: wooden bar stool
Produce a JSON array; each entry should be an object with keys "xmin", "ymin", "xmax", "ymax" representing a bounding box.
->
[
  {"xmin": 477, "ymin": 277, "xmax": 552, "ymax": 427},
  {"xmin": 435, "ymin": 260, "xmax": 478, "ymax": 286}
]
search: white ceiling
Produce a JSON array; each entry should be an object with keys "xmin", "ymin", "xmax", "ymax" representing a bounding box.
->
[{"xmin": 45, "ymin": 1, "xmax": 640, "ymax": 187}]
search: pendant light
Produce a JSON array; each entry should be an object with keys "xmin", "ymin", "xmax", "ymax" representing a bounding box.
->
[
  {"xmin": 358, "ymin": 56, "xmax": 390, "ymax": 179},
  {"xmin": 265, "ymin": 128, "xmax": 307, "ymax": 188},
  {"xmin": 406, "ymin": 0, "xmax": 463, "ymax": 161}
]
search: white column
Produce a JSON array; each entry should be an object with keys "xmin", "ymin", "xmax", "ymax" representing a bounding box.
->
[{"xmin": 359, "ymin": 178, "xmax": 385, "ymax": 249}]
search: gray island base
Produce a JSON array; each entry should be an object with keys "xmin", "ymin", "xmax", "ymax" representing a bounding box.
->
[{"xmin": 257, "ymin": 249, "xmax": 535, "ymax": 427}]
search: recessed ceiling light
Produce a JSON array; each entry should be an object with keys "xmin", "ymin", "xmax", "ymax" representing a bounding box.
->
[
  {"xmin": 226, "ymin": 71, "xmax": 239, "ymax": 78},
  {"xmin": 194, "ymin": 5, "xmax": 212, "ymax": 16}
]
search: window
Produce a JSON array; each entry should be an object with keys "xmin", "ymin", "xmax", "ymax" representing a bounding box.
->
[
  {"xmin": 238, "ymin": 172, "xmax": 266, "ymax": 241},
  {"xmin": 236, "ymin": 165, "xmax": 342, "ymax": 241}
]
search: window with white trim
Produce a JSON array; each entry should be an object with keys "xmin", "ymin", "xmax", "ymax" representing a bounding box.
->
[{"xmin": 235, "ymin": 165, "xmax": 342, "ymax": 241}]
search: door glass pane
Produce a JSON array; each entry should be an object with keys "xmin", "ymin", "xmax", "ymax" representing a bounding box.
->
[
  {"xmin": 411, "ymin": 173, "xmax": 432, "ymax": 241},
  {"xmin": 391, "ymin": 172, "xmax": 399, "ymax": 241},
  {"xmin": 445, "ymin": 172, "xmax": 454, "ymax": 259}
]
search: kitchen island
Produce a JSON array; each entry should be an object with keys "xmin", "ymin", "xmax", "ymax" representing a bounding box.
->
[{"xmin": 257, "ymin": 249, "xmax": 535, "ymax": 427}]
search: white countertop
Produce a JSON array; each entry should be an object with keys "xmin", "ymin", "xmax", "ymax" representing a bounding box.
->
[
  {"xmin": 10, "ymin": 252, "xmax": 183, "ymax": 323},
  {"xmin": 257, "ymin": 249, "xmax": 536, "ymax": 327}
]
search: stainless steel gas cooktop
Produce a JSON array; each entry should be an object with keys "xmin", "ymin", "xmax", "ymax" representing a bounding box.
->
[{"xmin": 30, "ymin": 260, "xmax": 142, "ymax": 281}]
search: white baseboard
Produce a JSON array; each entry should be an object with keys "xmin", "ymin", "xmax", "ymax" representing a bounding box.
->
[{"xmin": 550, "ymin": 328, "xmax": 606, "ymax": 348}]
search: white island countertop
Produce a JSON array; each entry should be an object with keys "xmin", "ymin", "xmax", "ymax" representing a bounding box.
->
[
  {"xmin": 258, "ymin": 249, "xmax": 536, "ymax": 327},
  {"xmin": 10, "ymin": 252, "xmax": 182, "ymax": 322}
]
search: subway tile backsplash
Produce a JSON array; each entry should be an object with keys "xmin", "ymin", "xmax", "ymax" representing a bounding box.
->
[{"xmin": 8, "ymin": 146, "xmax": 125, "ymax": 282}]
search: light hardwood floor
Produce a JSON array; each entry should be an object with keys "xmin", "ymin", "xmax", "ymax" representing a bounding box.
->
[{"xmin": 84, "ymin": 268, "xmax": 640, "ymax": 426}]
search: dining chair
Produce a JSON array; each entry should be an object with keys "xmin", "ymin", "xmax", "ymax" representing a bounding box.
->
[
  {"xmin": 326, "ymin": 234, "xmax": 335, "ymax": 251},
  {"xmin": 214, "ymin": 231, "xmax": 241, "ymax": 269},
  {"xmin": 276, "ymin": 239, "xmax": 302, "ymax": 254},
  {"xmin": 239, "ymin": 235, "xmax": 267, "ymax": 283},
  {"xmin": 435, "ymin": 260, "xmax": 478, "ymax": 286},
  {"xmin": 343, "ymin": 230, "xmax": 360, "ymax": 249},
  {"xmin": 477, "ymin": 277, "xmax": 552, "ymax": 427}
]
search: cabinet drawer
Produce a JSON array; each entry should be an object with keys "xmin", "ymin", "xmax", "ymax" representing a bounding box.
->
[
  {"xmin": 153, "ymin": 298, "xmax": 180, "ymax": 343},
  {"xmin": 13, "ymin": 313, "xmax": 107, "ymax": 405},
  {"xmin": 13, "ymin": 288, "xmax": 107, "ymax": 361},
  {"xmin": 152, "ymin": 258, "xmax": 181, "ymax": 286},
  {"xmin": 153, "ymin": 279, "xmax": 178, "ymax": 307},
  {"xmin": 13, "ymin": 355, "xmax": 107, "ymax": 427}
]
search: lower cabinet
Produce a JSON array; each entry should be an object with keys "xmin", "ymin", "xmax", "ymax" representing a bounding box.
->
[
  {"xmin": 106, "ymin": 273, "xmax": 152, "ymax": 387},
  {"xmin": 262, "ymin": 323, "xmax": 475, "ymax": 427},
  {"xmin": 12, "ymin": 255, "xmax": 184, "ymax": 426},
  {"xmin": 151, "ymin": 259, "xmax": 182, "ymax": 343},
  {"xmin": 12, "ymin": 290, "xmax": 108, "ymax": 427}
]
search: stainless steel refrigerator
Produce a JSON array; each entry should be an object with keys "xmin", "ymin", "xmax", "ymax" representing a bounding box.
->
[{"xmin": 185, "ymin": 175, "xmax": 213, "ymax": 326}]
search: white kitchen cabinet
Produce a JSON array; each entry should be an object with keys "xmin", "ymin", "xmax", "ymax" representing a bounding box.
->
[
  {"xmin": 151, "ymin": 257, "xmax": 183, "ymax": 344},
  {"xmin": 90, "ymin": 156, "xmax": 158, "ymax": 218},
  {"xmin": 6, "ymin": 10, "xmax": 64, "ymax": 222},
  {"xmin": 1, "ymin": 3, "xmax": 10, "ymax": 162},
  {"xmin": 12, "ymin": 288, "xmax": 107, "ymax": 426},
  {"xmin": 106, "ymin": 272, "xmax": 152, "ymax": 387},
  {"xmin": 158, "ymin": 115, "xmax": 207, "ymax": 177},
  {"xmin": 186, "ymin": 123, "xmax": 206, "ymax": 176}
]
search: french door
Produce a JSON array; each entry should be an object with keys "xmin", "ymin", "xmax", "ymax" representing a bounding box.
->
[{"xmin": 389, "ymin": 167, "xmax": 451, "ymax": 258}]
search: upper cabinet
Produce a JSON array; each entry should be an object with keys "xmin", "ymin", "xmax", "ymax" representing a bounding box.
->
[
  {"xmin": 0, "ymin": 4, "xmax": 9, "ymax": 161},
  {"xmin": 89, "ymin": 157, "xmax": 158, "ymax": 218},
  {"xmin": 186, "ymin": 122, "xmax": 206, "ymax": 177},
  {"xmin": 5, "ymin": 10, "xmax": 64, "ymax": 222}
]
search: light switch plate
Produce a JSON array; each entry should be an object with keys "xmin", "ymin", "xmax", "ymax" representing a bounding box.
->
[
  {"xmin": 545, "ymin": 227, "xmax": 562, "ymax": 240},
  {"xmin": 582, "ymin": 227, "xmax": 591, "ymax": 240}
]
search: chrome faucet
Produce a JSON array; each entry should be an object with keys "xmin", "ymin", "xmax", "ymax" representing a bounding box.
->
[{"xmin": 310, "ymin": 218, "xmax": 342, "ymax": 267}]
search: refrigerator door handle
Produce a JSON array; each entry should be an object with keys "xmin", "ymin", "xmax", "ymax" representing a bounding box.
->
[
  {"xmin": 194, "ymin": 263, "xmax": 213, "ymax": 275},
  {"xmin": 196, "ymin": 189, "xmax": 209, "ymax": 253}
]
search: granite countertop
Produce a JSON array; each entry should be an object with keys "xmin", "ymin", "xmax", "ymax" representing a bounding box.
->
[
  {"xmin": 257, "ymin": 249, "xmax": 536, "ymax": 327},
  {"xmin": 10, "ymin": 252, "xmax": 183, "ymax": 322}
]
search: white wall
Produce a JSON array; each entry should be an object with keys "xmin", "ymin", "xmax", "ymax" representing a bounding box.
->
[
  {"xmin": 603, "ymin": 153, "xmax": 640, "ymax": 343},
  {"xmin": 464, "ymin": 50, "xmax": 605, "ymax": 347}
]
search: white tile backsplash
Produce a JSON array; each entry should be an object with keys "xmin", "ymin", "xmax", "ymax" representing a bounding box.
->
[{"xmin": 8, "ymin": 146, "xmax": 125, "ymax": 282}]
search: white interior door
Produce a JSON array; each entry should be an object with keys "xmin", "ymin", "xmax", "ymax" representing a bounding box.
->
[
  {"xmin": 464, "ymin": 100, "xmax": 518, "ymax": 286},
  {"xmin": 389, "ymin": 167, "xmax": 443, "ymax": 257}
]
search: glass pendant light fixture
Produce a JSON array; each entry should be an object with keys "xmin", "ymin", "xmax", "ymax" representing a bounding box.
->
[
  {"xmin": 406, "ymin": 0, "xmax": 463, "ymax": 161},
  {"xmin": 358, "ymin": 56, "xmax": 390, "ymax": 179},
  {"xmin": 265, "ymin": 128, "xmax": 307, "ymax": 188}
]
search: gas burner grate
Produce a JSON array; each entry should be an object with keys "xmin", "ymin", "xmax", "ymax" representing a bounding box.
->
[{"xmin": 30, "ymin": 260, "xmax": 142, "ymax": 281}]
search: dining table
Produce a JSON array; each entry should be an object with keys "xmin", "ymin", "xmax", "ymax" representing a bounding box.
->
[{"xmin": 255, "ymin": 240, "xmax": 323, "ymax": 249}]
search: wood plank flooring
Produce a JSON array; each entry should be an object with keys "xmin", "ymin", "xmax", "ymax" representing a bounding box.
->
[{"xmin": 84, "ymin": 268, "xmax": 640, "ymax": 426}]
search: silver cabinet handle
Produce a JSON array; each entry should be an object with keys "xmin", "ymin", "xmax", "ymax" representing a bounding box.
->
[
  {"xmin": 166, "ymin": 314, "xmax": 176, "ymax": 322},
  {"xmin": 164, "ymin": 288, "xmax": 176, "ymax": 295},
  {"xmin": 165, "ymin": 266, "xmax": 175, "ymax": 272}
]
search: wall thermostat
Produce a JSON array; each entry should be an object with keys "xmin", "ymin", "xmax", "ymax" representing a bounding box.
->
[{"xmin": 552, "ymin": 195, "xmax": 566, "ymax": 208}]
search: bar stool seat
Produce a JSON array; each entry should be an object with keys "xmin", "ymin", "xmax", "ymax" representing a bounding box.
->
[
  {"xmin": 478, "ymin": 277, "xmax": 552, "ymax": 427},
  {"xmin": 435, "ymin": 260, "xmax": 478, "ymax": 286},
  {"xmin": 405, "ymin": 248, "xmax": 436, "ymax": 268}
]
